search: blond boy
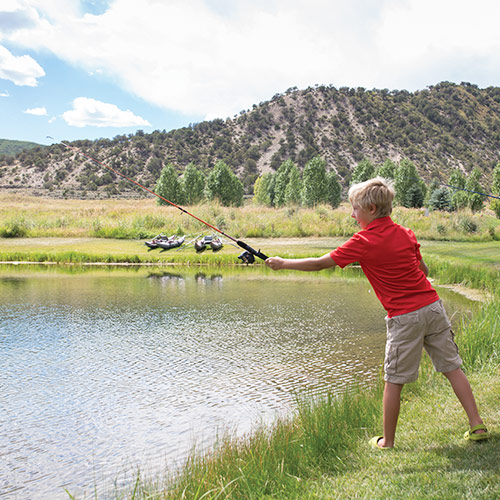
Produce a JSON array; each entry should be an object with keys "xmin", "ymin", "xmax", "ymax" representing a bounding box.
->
[{"xmin": 266, "ymin": 177, "xmax": 488, "ymax": 448}]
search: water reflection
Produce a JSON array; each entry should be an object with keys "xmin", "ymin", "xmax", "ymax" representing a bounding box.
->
[{"xmin": 0, "ymin": 266, "xmax": 475, "ymax": 499}]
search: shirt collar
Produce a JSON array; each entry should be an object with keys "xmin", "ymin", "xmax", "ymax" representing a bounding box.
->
[{"xmin": 365, "ymin": 216, "xmax": 393, "ymax": 231}]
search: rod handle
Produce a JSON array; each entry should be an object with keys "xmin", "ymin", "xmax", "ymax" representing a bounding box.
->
[{"xmin": 236, "ymin": 240, "xmax": 268, "ymax": 261}]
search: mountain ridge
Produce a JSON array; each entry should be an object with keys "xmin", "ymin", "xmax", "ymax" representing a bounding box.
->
[{"xmin": 1, "ymin": 81, "xmax": 499, "ymax": 198}]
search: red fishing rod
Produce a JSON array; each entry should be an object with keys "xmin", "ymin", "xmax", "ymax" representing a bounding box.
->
[{"xmin": 47, "ymin": 137, "xmax": 268, "ymax": 263}]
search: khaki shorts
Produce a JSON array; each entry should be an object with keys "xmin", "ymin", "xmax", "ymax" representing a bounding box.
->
[{"xmin": 384, "ymin": 300, "xmax": 462, "ymax": 384}]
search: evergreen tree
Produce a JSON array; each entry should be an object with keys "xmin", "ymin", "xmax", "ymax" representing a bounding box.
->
[
  {"xmin": 376, "ymin": 159, "xmax": 396, "ymax": 179},
  {"xmin": 205, "ymin": 160, "xmax": 244, "ymax": 206},
  {"xmin": 155, "ymin": 163, "xmax": 184, "ymax": 205},
  {"xmin": 449, "ymin": 169, "xmax": 468, "ymax": 211},
  {"xmin": 284, "ymin": 165, "xmax": 302, "ymax": 205},
  {"xmin": 428, "ymin": 187, "xmax": 452, "ymax": 211},
  {"xmin": 302, "ymin": 156, "xmax": 328, "ymax": 207},
  {"xmin": 182, "ymin": 163, "xmax": 205, "ymax": 205},
  {"xmin": 490, "ymin": 163, "xmax": 500, "ymax": 218},
  {"xmin": 326, "ymin": 171, "xmax": 342, "ymax": 208},
  {"xmin": 394, "ymin": 158, "xmax": 426, "ymax": 208},
  {"xmin": 351, "ymin": 158, "xmax": 375, "ymax": 184},
  {"xmin": 465, "ymin": 167, "xmax": 484, "ymax": 213}
]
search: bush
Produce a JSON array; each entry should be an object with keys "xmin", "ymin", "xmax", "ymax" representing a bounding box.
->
[
  {"xmin": 457, "ymin": 216, "xmax": 478, "ymax": 234},
  {"xmin": 0, "ymin": 220, "xmax": 29, "ymax": 238}
]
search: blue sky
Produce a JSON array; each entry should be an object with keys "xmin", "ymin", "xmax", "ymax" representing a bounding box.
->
[{"xmin": 2, "ymin": 0, "xmax": 500, "ymax": 146}]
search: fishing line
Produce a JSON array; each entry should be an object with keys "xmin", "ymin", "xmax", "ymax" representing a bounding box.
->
[
  {"xmin": 46, "ymin": 137, "xmax": 268, "ymax": 262},
  {"xmin": 440, "ymin": 183, "xmax": 500, "ymax": 201}
]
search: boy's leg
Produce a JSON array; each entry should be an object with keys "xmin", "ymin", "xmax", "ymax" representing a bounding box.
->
[
  {"xmin": 379, "ymin": 381, "xmax": 404, "ymax": 448},
  {"xmin": 443, "ymin": 368, "xmax": 484, "ymax": 431}
]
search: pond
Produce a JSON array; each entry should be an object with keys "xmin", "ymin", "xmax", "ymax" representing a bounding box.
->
[{"xmin": 0, "ymin": 265, "xmax": 475, "ymax": 499}]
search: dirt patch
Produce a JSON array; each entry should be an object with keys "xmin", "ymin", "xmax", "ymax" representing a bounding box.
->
[{"xmin": 437, "ymin": 284, "xmax": 492, "ymax": 302}]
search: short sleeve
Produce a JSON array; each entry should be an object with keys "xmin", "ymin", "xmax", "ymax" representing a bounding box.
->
[{"xmin": 329, "ymin": 233, "xmax": 366, "ymax": 268}]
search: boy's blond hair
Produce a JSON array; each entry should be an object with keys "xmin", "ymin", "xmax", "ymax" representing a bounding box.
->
[{"xmin": 348, "ymin": 177, "xmax": 394, "ymax": 217}]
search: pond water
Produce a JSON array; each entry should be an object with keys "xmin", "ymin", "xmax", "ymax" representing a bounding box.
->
[{"xmin": 0, "ymin": 266, "xmax": 475, "ymax": 499}]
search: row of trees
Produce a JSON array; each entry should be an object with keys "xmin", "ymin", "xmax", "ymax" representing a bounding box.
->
[
  {"xmin": 254, "ymin": 158, "xmax": 341, "ymax": 208},
  {"xmin": 155, "ymin": 160, "xmax": 244, "ymax": 207},
  {"xmin": 153, "ymin": 154, "xmax": 499, "ymax": 218},
  {"xmin": 339, "ymin": 157, "xmax": 498, "ymax": 216}
]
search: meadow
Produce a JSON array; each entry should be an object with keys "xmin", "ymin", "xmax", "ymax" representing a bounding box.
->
[
  {"xmin": 1, "ymin": 193, "xmax": 499, "ymax": 242},
  {"xmin": 0, "ymin": 193, "xmax": 499, "ymax": 267}
]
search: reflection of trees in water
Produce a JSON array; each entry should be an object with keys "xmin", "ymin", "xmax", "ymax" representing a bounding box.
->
[
  {"xmin": 146, "ymin": 271, "xmax": 223, "ymax": 287},
  {"xmin": 195, "ymin": 273, "xmax": 223, "ymax": 286}
]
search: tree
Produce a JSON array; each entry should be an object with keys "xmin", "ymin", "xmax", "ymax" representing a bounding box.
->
[
  {"xmin": 273, "ymin": 159, "xmax": 296, "ymax": 207},
  {"xmin": 182, "ymin": 163, "xmax": 205, "ymax": 205},
  {"xmin": 253, "ymin": 173, "xmax": 273, "ymax": 206},
  {"xmin": 376, "ymin": 159, "xmax": 396, "ymax": 179},
  {"xmin": 326, "ymin": 171, "xmax": 342, "ymax": 208},
  {"xmin": 205, "ymin": 160, "xmax": 244, "ymax": 206},
  {"xmin": 146, "ymin": 157, "xmax": 163, "ymax": 177},
  {"xmin": 449, "ymin": 169, "xmax": 468, "ymax": 211},
  {"xmin": 302, "ymin": 156, "xmax": 328, "ymax": 207},
  {"xmin": 284, "ymin": 165, "xmax": 302, "ymax": 205},
  {"xmin": 465, "ymin": 167, "xmax": 483, "ymax": 213},
  {"xmin": 490, "ymin": 163, "xmax": 500, "ymax": 218},
  {"xmin": 351, "ymin": 158, "xmax": 375, "ymax": 184},
  {"xmin": 394, "ymin": 158, "xmax": 426, "ymax": 208},
  {"xmin": 428, "ymin": 187, "xmax": 452, "ymax": 211},
  {"xmin": 155, "ymin": 163, "xmax": 184, "ymax": 205}
]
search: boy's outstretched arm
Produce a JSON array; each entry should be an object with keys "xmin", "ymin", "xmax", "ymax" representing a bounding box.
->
[{"xmin": 265, "ymin": 253, "xmax": 336, "ymax": 272}]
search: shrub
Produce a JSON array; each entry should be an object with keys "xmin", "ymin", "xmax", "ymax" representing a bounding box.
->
[{"xmin": 0, "ymin": 220, "xmax": 29, "ymax": 238}]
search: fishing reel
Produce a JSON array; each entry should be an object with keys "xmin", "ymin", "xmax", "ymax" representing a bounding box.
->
[{"xmin": 238, "ymin": 250, "xmax": 255, "ymax": 265}]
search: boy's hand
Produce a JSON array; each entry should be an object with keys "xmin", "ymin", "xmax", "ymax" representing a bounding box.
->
[{"xmin": 265, "ymin": 256, "xmax": 285, "ymax": 270}]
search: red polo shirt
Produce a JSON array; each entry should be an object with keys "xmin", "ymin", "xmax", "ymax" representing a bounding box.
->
[{"xmin": 330, "ymin": 217, "xmax": 439, "ymax": 317}]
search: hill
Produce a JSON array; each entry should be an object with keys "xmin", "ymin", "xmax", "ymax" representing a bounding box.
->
[
  {"xmin": 1, "ymin": 81, "xmax": 499, "ymax": 198},
  {"xmin": 0, "ymin": 139, "xmax": 41, "ymax": 156}
]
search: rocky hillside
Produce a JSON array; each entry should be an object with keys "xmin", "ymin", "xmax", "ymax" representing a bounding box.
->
[{"xmin": 1, "ymin": 81, "xmax": 500, "ymax": 198}]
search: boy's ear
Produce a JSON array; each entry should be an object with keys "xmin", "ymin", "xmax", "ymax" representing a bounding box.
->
[{"xmin": 369, "ymin": 204, "xmax": 377, "ymax": 215}]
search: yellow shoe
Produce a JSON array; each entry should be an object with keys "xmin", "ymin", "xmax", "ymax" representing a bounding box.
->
[
  {"xmin": 369, "ymin": 436, "xmax": 392, "ymax": 449},
  {"xmin": 464, "ymin": 424, "xmax": 489, "ymax": 441}
]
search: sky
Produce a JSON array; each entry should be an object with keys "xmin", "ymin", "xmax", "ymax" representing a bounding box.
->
[{"xmin": 1, "ymin": 0, "xmax": 500, "ymax": 146}]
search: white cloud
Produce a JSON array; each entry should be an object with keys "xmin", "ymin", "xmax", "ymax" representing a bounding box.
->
[
  {"xmin": 62, "ymin": 97, "xmax": 151, "ymax": 127},
  {"xmin": 24, "ymin": 106, "xmax": 47, "ymax": 115},
  {"xmin": 0, "ymin": 90, "xmax": 9, "ymax": 96},
  {"xmin": 3, "ymin": 0, "xmax": 500, "ymax": 119},
  {"xmin": 0, "ymin": 44, "xmax": 45, "ymax": 86}
]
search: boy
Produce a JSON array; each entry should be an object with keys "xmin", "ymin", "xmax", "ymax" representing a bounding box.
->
[{"xmin": 265, "ymin": 177, "xmax": 488, "ymax": 448}]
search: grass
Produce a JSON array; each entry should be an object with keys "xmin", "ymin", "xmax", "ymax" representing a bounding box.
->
[
  {"xmin": 1, "ymin": 193, "xmax": 499, "ymax": 241},
  {"xmin": 59, "ymin": 245, "xmax": 500, "ymax": 500}
]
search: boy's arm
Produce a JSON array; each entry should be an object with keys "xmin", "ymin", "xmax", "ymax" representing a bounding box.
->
[
  {"xmin": 266, "ymin": 253, "xmax": 336, "ymax": 272},
  {"xmin": 419, "ymin": 259, "xmax": 429, "ymax": 276}
]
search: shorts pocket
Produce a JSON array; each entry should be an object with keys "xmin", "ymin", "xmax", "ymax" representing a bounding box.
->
[
  {"xmin": 392, "ymin": 312, "xmax": 419, "ymax": 325},
  {"xmin": 384, "ymin": 344, "xmax": 398, "ymax": 375}
]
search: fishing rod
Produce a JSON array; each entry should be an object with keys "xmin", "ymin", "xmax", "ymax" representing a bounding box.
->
[{"xmin": 47, "ymin": 137, "xmax": 268, "ymax": 263}]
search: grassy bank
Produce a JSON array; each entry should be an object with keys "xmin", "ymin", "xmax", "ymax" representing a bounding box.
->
[
  {"xmin": 60, "ymin": 246, "xmax": 498, "ymax": 500},
  {"xmin": 1, "ymin": 193, "xmax": 499, "ymax": 241}
]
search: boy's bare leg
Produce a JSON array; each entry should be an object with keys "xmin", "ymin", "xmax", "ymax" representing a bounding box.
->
[
  {"xmin": 443, "ymin": 368, "xmax": 484, "ymax": 431},
  {"xmin": 379, "ymin": 381, "xmax": 404, "ymax": 448}
]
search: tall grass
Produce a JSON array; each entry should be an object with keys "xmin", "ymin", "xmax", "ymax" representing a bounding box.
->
[
  {"xmin": 127, "ymin": 383, "xmax": 383, "ymax": 500},
  {"xmin": 1, "ymin": 193, "xmax": 499, "ymax": 241}
]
